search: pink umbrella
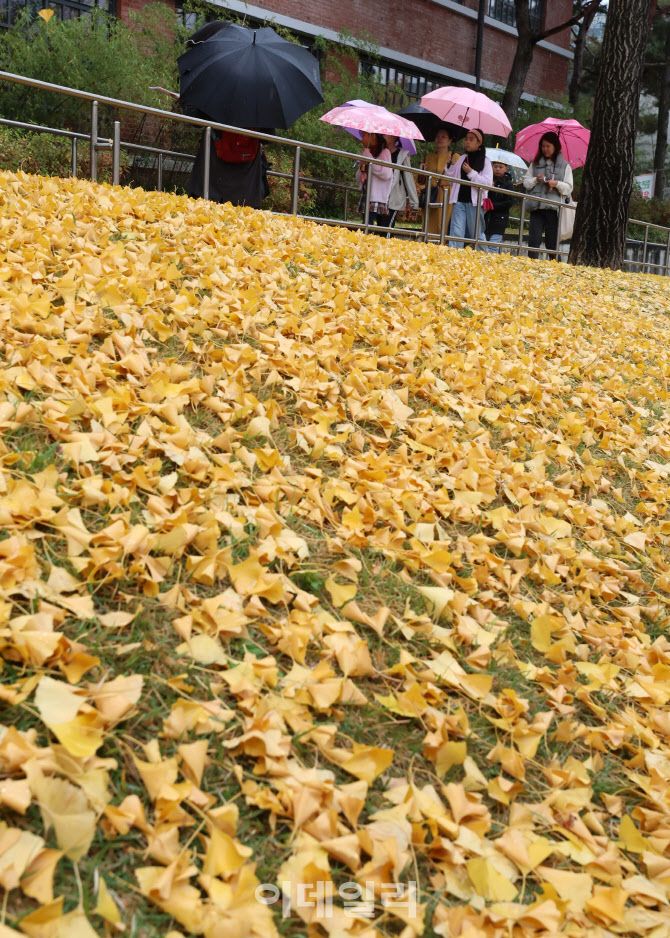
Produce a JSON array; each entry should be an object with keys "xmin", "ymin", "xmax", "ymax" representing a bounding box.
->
[
  {"xmin": 514, "ymin": 117, "xmax": 590, "ymax": 168},
  {"xmin": 420, "ymin": 86, "xmax": 512, "ymax": 138},
  {"xmin": 320, "ymin": 104, "xmax": 424, "ymax": 142},
  {"xmin": 339, "ymin": 99, "xmax": 417, "ymax": 155}
]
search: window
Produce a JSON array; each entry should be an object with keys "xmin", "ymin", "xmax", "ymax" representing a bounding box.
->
[
  {"xmin": 488, "ymin": 0, "xmax": 544, "ymax": 33},
  {"xmin": 175, "ymin": 5, "xmax": 197, "ymax": 30},
  {"xmin": 359, "ymin": 56, "xmax": 444, "ymax": 110},
  {"xmin": 0, "ymin": 0, "xmax": 115, "ymax": 28}
]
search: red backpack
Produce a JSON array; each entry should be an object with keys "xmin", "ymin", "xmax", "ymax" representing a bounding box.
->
[{"xmin": 215, "ymin": 131, "xmax": 259, "ymax": 163}]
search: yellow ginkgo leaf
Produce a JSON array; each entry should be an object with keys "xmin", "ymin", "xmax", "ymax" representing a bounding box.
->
[
  {"xmin": 324, "ymin": 574, "xmax": 357, "ymax": 608},
  {"xmin": 94, "ymin": 876, "xmax": 120, "ymax": 924},
  {"xmin": 466, "ymin": 857, "xmax": 518, "ymax": 902}
]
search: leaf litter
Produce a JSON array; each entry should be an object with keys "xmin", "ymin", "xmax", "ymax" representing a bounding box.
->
[{"xmin": 0, "ymin": 169, "xmax": 670, "ymax": 936}]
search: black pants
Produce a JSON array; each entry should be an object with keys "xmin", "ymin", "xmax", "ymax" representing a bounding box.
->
[
  {"xmin": 528, "ymin": 209, "xmax": 559, "ymax": 260},
  {"xmin": 378, "ymin": 209, "xmax": 398, "ymax": 237},
  {"xmin": 363, "ymin": 210, "xmax": 395, "ymax": 236}
]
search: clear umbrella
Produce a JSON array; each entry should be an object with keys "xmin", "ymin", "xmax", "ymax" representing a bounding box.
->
[{"xmin": 486, "ymin": 146, "xmax": 528, "ymax": 185}]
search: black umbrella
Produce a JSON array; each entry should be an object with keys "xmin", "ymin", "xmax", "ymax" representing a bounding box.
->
[
  {"xmin": 178, "ymin": 23, "xmax": 323, "ymax": 129},
  {"xmin": 396, "ymin": 102, "xmax": 467, "ymax": 143}
]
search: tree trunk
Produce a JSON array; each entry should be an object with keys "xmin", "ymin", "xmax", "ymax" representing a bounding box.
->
[
  {"xmin": 569, "ymin": 0, "xmax": 651, "ymax": 270},
  {"xmin": 569, "ymin": 5, "xmax": 600, "ymax": 107},
  {"xmin": 500, "ymin": 0, "xmax": 535, "ymax": 126},
  {"xmin": 501, "ymin": 1, "xmax": 602, "ymax": 125},
  {"xmin": 653, "ymin": 27, "xmax": 670, "ymax": 199}
]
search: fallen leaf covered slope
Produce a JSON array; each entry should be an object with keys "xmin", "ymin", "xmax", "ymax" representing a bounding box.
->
[{"xmin": 2, "ymin": 169, "xmax": 670, "ymax": 937}]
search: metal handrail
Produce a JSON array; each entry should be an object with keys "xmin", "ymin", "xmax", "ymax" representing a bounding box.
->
[
  {"xmin": 0, "ymin": 68, "xmax": 668, "ymax": 271},
  {"xmin": 0, "ymin": 114, "xmax": 363, "ymax": 215}
]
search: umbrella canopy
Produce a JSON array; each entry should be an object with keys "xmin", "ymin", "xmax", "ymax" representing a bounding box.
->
[
  {"xmin": 396, "ymin": 102, "xmax": 467, "ymax": 144},
  {"xmin": 486, "ymin": 146, "xmax": 528, "ymax": 185},
  {"xmin": 320, "ymin": 103, "xmax": 423, "ymax": 141},
  {"xmin": 421, "ymin": 86, "xmax": 512, "ymax": 138},
  {"xmin": 178, "ymin": 23, "xmax": 323, "ymax": 129},
  {"xmin": 338, "ymin": 100, "xmax": 417, "ymax": 154},
  {"xmin": 514, "ymin": 117, "xmax": 590, "ymax": 168}
]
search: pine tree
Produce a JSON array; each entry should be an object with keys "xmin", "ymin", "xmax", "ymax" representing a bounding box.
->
[{"xmin": 569, "ymin": 0, "xmax": 653, "ymax": 268}]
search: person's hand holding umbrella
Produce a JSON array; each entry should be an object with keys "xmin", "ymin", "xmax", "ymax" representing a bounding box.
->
[{"xmin": 149, "ymin": 86, "xmax": 180, "ymax": 100}]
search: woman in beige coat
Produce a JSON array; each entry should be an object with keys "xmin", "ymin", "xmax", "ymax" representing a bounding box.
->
[{"xmin": 418, "ymin": 127, "xmax": 455, "ymax": 235}]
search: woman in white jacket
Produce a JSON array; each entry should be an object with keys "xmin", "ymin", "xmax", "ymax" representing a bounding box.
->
[
  {"xmin": 355, "ymin": 132, "xmax": 393, "ymax": 231},
  {"xmin": 444, "ymin": 128, "xmax": 493, "ymax": 249},
  {"xmin": 382, "ymin": 135, "xmax": 419, "ymax": 236}
]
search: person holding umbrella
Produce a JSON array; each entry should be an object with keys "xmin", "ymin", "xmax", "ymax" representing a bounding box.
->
[
  {"xmin": 417, "ymin": 127, "xmax": 455, "ymax": 237},
  {"xmin": 356, "ymin": 132, "xmax": 394, "ymax": 230},
  {"xmin": 416, "ymin": 86, "xmax": 510, "ymax": 248},
  {"xmin": 187, "ymin": 122, "xmax": 268, "ymax": 209},
  {"xmin": 181, "ymin": 22, "xmax": 263, "ymax": 207},
  {"xmin": 445, "ymin": 128, "xmax": 493, "ymax": 250},
  {"xmin": 522, "ymin": 131, "xmax": 574, "ymax": 260},
  {"xmin": 383, "ymin": 134, "xmax": 419, "ymax": 235},
  {"xmin": 178, "ymin": 20, "xmax": 323, "ymax": 207},
  {"xmin": 319, "ymin": 103, "xmax": 422, "ymax": 232}
]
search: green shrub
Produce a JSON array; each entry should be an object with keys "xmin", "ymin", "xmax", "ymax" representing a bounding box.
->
[
  {"xmin": 0, "ymin": 125, "xmax": 130, "ymax": 184},
  {"xmin": 263, "ymin": 146, "xmax": 317, "ymax": 216},
  {"xmin": 0, "ymin": 6, "xmax": 185, "ymax": 144},
  {"xmin": 627, "ymin": 193, "xmax": 670, "ymax": 242}
]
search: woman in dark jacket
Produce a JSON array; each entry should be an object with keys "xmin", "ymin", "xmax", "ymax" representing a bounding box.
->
[
  {"xmin": 187, "ymin": 128, "xmax": 266, "ymax": 208},
  {"xmin": 484, "ymin": 161, "xmax": 514, "ymax": 253}
]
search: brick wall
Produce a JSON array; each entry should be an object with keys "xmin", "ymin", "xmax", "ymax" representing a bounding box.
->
[
  {"xmin": 116, "ymin": 0, "xmax": 159, "ymax": 19},
  {"xmin": 542, "ymin": 0, "xmax": 573, "ymax": 50},
  {"xmin": 199, "ymin": 0, "xmax": 573, "ymax": 101}
]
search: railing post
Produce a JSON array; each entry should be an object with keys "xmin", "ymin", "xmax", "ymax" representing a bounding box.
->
[
  {"xmin": 202, "ymin": 126, "xmax": 211, "ymax": 201},
  {"xmin": 90, "ymin": 99, "xmax": 98, "ymax": 182},
  {"xmin": 422, "ymin": 173, "xmax": 432, "ymax": 243},
  {"xmin": 363, "ymin": 168, "xmax": 371, "ymax": 234},
  {"xmin": 112, "ymin": 120, "xmax": 121, "ymax": 187},
  {"xmin": 439, "ymin": 189, "xmax": 449, "ymax": 245},
  {"xmin": 517, "ymin": 195, "xmax": 527, "ymax": 257},
  {"xmin": 157, "ymin": 153, "xmax": 163, "ymax": 192},
  {"xmin": 474, "ymin": 186, "xmax": 482, "ymax": 250},
  {"xmin": 642, "ymin": 223, "xmax": 649, "ymax": 274},
  {"xmin": 556, "ymin": 201, "xmax": 563, "ymax": 262},
  {"xmin": 291, "ymin": 146, "xmax": 301, "ymax": 215},
  {"xmin": 665, "ymin": 228, "xmax": 670, "ymax": 277},
  {"xmin": 344, "ymin": 187, "xmax": 349, "ymax": 222},
  {"xmin": 71, "ymin": 137, "xmax": 77, "ymax": 178}
]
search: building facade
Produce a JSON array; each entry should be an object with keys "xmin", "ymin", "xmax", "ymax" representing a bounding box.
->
[
  {"xmin": 171, "ymin": 0, "xmax": 575, "ymax": 105},
  {"xmin": 2, "ymin": 0, "xmax": 574, "ymax": 105}
]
